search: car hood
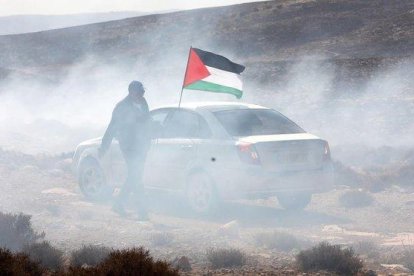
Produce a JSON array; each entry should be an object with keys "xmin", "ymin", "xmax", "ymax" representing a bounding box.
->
[{"xmin": 238, "ymin": 133, "xmax": 321, "ymax": 143}]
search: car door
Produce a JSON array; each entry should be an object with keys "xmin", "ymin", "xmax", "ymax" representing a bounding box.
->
[
  {"xmin": 149, "ymin": 109, "xmax": 200, "ymax": 191},
  {"xmin": 110, "ymin": 108, "xmax": 171, "ymax": 188},
  {"xmin": 142, "ymin": 108, "xmax": 172, "ymax": 188}
]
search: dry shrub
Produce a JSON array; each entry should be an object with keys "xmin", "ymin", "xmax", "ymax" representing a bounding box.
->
[
  {"xmin": 400, "ymin": 246, "xmax": 414, "ymax": 271},
  {"xmin": 332, "ymin": 161, "xmax": 367, "ymax": 188},
  {"xmin": 339, "ymin": 190, "xmax": 374, "ymax": 208},
  {"xmin": 150, "ymin": 232, "xmax": 174, "ymax": 247},
  {"xmin": 378, "ymin": 246, "xmax": 414, "ymax": 272},
  {"xmin": 69, "ymin": 247, "xmax": 178, "ymax": 275},
  {"xmin": 255, "ymin": 231, "xmax": 301, "ymax": 252},
  {"xmin": 0, "ymin": 148, "xmax": 37, "ymax": 168},
  {"xmin": 0, "ymin": 248, "xmax": 44, "ymax": 275},
  {"xmin": 36, "ymin": 152, "xmax": 74, "ymax": 172},
  {"xmin": 207, "ymin": 248, "xmax": 247, "ymax": 269},
  {"xmin": 99, "ymin": 247, "xmax": 178, "ymax": 275},
  {"xmin": 296, "ymin": 242, "xmax": 363, "ymax": 275},
  {"xmin": 0, "ymin": 212, "xmax": 44, "ymax": 251},
  {"xmin": 70, "ymin": 245, "xmax": 111, "ymax": 267},
  {"xmin": 23, "ymin": 241, "xmax": 63, "ymax": 271},
  {"xmin": 171, "ymin": 256, "xmax": 192, "ymax": 272},
  {"xmin": 353, "ymin": 240, "xmax": 379, "ymax": 259},
  {"xmin": 65, "ymin": 266, "xmax": 100, "ymax": 276}
]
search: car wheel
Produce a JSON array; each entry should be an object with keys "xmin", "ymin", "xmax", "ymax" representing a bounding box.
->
[
  {"xmin": 186, "ymin": 172, "xmax": 219, "ymax": 215},
  {"xmin": 277, "ymin": 192, "xmax": 312, "ymax": 211},
  {"xmin": 79, "ymin": 158, "xmax": 111, "ymax": 201}
]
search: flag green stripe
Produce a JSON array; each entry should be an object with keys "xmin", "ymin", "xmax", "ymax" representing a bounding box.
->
[{"xmin": 185, "ymin": 80, "xmax": 243, "ymax": 99}]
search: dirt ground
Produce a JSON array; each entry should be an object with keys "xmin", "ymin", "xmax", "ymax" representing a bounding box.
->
[{"xmin": 0, "ymin": 151, "xmax": 413, "ymax": 275}]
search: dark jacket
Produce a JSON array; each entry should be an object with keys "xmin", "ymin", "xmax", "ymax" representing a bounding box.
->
[{"xmin": 100, "ymin": 95, "xmax": 150, "ymax": 155}]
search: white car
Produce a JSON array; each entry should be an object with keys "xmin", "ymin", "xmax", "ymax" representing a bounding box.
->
[{"xmin": 72, "ymin": 102, "xmax": 333, "ymax": 213}]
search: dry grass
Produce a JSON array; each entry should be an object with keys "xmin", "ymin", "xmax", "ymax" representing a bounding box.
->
[
  {"xmin": 353, "ymin": 240, "xmax": 380, "ymax": 259},
  {"xmin": 296, "ymin": 242, "xmax": 363, "ymax": 275},
  {"xmin": 150, "ymin": 232, "xmax": 174, "ymax": 247},
  {"xmin": 206, "ymin": 248, "xmax": 247, "ymax": 269},
  {"xmin": 255, "ymin": 231, "xmax": 301, "ymax": 252},
  {"xmin": 400, "ymin": 246, "xmax": 414, "ymax": 271},
  {"xmin": 339, "ymin": 190, "xmax": 374, "ymax": 208}
]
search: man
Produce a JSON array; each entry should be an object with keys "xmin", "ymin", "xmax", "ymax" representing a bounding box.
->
[{"xmin": 99, "ymin": 80, "xmax": 151, "ymax": 220}]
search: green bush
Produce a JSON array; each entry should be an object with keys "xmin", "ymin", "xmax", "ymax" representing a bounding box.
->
[
  {"xmin": 206, "ymin": 248, "xmax": 247, "ymax": 269},
  {"xmin": 296, "ymin": 242, "xmax": 363, "ymax": 275}
]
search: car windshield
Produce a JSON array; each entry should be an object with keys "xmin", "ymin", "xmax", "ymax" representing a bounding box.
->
[{"xmin": 213, "ymin": 108, "xmax": 305, "ymax": 137}]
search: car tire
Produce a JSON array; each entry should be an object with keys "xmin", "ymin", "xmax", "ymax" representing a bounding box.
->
[
  {"xmin": 78, "ymin": 158, "xmax": 111, "ymax": 201},
  {"xmin": 277, "ymin": 192, "xmax": 312, "ymax": 211},
  {"xmin": 186, "ymin": 172, "xmax": 219, "ymax": 215}
]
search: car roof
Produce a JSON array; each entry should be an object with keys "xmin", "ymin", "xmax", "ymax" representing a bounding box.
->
[{"xmin": 152, "ymin": 101, "xmax": 268, "ymax": 112}]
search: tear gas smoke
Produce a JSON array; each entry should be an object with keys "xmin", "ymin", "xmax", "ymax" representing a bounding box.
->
[
  {"xmin": 0, "ymin": 3, "xmax": 413, "ymax": 272},
  {"xmin": 0, "ymin": 53, "xmax": 412, "ymax": 160}
]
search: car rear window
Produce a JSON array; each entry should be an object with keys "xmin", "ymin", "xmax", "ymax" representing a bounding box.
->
[{"xmin": 213, "ymin": 109, "xmax": 305, "ymax": 137}]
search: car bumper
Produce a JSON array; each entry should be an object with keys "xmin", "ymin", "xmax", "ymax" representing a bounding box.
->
[{"xmin": 212, "ymin": 162, "xmax": 334, "ymax": 200}]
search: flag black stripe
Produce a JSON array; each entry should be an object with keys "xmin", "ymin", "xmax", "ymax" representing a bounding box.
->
[{"xmin": 193, "ymin": 48, "xmax": 245, "ymax": 74}]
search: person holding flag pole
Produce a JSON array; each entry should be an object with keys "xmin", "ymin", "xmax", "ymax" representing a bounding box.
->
[{"xmin": 179, "ymin": 47, "xmax": 245, "ymax": 107}]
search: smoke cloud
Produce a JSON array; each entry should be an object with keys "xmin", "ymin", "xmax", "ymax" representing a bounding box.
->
[
  {"xmin": 0, "ymin": 5, "xmax": 413, "ymax": 272},
  {"xmin": 0, "ymin": 53, "xmax": 413, "ymax": 157}
]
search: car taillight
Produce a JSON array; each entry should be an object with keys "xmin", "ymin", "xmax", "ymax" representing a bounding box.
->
[
  {"xmin": 323, "ymin": 141, "xmax": 331, "ymax": 160},
  {"xmin": 237, "ymin": 142, "xmax": 261, "ymax": 165}
]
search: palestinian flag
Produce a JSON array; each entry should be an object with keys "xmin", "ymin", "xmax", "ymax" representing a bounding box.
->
[{"xmin": 183, "ymin": 48, "xmax": 245, "ymax": 99}]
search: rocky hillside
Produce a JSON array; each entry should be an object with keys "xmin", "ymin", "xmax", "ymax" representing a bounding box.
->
[
  {"xmin": 0, "ymin": 0, "xmax": 412, "ymax": 86},
  {"xmin": 0, "ymin": 12, "xmax": 148, "ymax": 35},
  {"xmin": 0, "ymin": 0, "xmax": 413, "ymax": 154}
]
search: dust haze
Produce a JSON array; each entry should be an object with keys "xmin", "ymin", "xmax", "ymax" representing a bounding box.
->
[
  {"xmin": 0, "ymin": 0, "xmax": 413, "ymax": 274},
  {"xmin": 1, "ymin": 54, "xmax": 413, "ymax": 158}
]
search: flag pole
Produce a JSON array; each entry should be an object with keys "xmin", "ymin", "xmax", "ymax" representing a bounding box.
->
[{"xmin": 179, "ymin": 46, "xmax": 192, "ymax": 108}]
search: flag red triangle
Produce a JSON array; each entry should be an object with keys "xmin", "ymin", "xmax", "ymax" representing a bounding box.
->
[{"xmin": 183, "ymin": 48, "xmax": 210, "ymax": 87}]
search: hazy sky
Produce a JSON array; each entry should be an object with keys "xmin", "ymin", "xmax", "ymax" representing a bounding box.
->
[{"xmin": 0, "ymin": 0, "xmax": 263, "ymax": 16}]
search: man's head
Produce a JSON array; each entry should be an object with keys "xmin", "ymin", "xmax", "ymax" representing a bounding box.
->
[{"xmin": 128, "ymin": 80, "xmax": 145, "ymax": 102}]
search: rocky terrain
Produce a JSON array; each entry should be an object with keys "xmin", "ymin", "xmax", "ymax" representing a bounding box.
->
[
  {"xmin": 0, "ymin": 12, "xmax": 149, "ymax": 35},
  {"xmin": 0, "ymin": 0, "xmax": 413, "ymax": 274},
  {"xmin": 0, "ymin": 148, "xmax": 414, "ymax": 275},
  {"xmin": 0, "ymin": 0, "xmax": 413, "ymax": 84},
  {"xmin": 0, "ymin": 0, "xmax": 413, "ymax": 154}
]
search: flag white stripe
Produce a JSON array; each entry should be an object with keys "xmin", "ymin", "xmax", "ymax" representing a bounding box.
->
[{"xmin": 202, "ymin": 66, "xmax": 243, "ymax": 91}]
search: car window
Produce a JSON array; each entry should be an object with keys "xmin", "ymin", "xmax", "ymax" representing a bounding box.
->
[
  {"xmin": 213, "ymin": 109, "xmax": 304, "ymax": 137},
  {"xmin": 149, "ymin": 109, "xmax": 171, "ymax": 138},
  {"xmin": 163, "ymin": 110, "xmax": 210, "ymax": 138},
  {"xmin": 150, "ymin": 109, "xmax": 170, "ymax": 126},
  {"xmin": 198, "ymin": 117, "xmax": 212, "ymax": 138}
]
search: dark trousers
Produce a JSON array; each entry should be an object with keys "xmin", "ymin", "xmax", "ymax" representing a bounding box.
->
[{"xmin": 116, "ymin": 148, "xmax": 148, "ymax": 214}]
